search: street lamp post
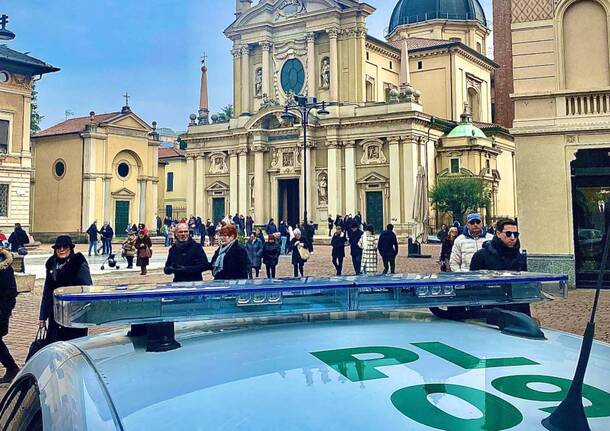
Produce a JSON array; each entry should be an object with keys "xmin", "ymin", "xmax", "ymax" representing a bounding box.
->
[{"xmin": 281, "ymin": 95, "xmax": 330, "ymax": 226}]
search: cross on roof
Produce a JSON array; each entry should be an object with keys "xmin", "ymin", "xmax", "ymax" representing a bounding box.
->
[
  {"xmin": 201, "ymin": 52, "xmax": 208, "ymax": 65},
  {"xmin": 123, "ymin": 91, "xmax": 130, "ymax": 107},
  {"xmin": 0, "ymin": 15, "xmax": 8, "ymax": 30}
]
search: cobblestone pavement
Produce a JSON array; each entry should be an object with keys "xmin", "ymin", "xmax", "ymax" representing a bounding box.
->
[{"xmin": 3, "ymin": 243, "xmax": 609, "ymax": 394}]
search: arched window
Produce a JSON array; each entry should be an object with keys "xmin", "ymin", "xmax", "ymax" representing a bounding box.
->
[
  {"xmin": 563, "ymin": 0, "xmax": 610, "ymax": 89},
  {"xmin": 467, "ymin": 87, "xmax": 481, "ymax": 122}
]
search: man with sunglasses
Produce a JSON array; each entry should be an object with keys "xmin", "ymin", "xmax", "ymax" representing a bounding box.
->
[
  {"xmin": 470, "ymin": 218, "xmax": 531, "ymax": 316},
  {"xmin": 449, "ymin": 213, "xmax": 493, "ymax": 272}
]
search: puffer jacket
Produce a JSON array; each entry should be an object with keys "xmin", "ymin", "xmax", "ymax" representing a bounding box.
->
[{"xmin": 449, "ymin": 227, "xmax": 493, "ymax": 272}]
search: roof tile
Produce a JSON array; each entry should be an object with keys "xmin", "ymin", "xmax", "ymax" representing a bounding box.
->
[{"xmin": 34, "ymin": 112, "xmax": 122, "ymax": 138}]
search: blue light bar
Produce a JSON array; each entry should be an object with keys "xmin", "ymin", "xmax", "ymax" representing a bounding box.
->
[{"xmin": 53, "ymin": 271, "xmax": 568, "ymax": 328}]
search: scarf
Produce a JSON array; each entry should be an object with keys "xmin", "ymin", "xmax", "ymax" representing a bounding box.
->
[{"xmin": 213, "ymin": 240, "xmax": 235, "ymax": 276}]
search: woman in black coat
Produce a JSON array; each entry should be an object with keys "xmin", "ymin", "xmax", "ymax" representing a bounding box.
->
[
  {"xmin": 38, "ymin": 236, "xmax": 91, "ymax": 342},
  {"xmin": 330, "ymin": 226, "xmax": 347, "ymax": 276},
  {"xmin": 211, "ymin": 224, "xmax": 249, "ymax": 280},
  {"xmin": 262, "ymin": 234, "xmax": 281, "ymax": 278},
  {"xmin": 0, "ymin": 248, "xmax": 18, "ymax": 382},
  {"xmin": 439, "ymin": 227, "xmax": 458, "ymax": 272}
]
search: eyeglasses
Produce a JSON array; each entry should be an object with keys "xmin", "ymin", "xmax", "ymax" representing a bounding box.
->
[
  {"xmin": 504, "ymin": 231, "xmax": 520, "ymax": 238},
  {"xmin": 468, "ymin": 220, "xmax": 481, "ymax": 225}
]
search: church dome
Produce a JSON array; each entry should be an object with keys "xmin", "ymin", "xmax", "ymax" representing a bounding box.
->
[{"xmin": 389, "ymin": 0, "xmax": 487, "ymax": 34}]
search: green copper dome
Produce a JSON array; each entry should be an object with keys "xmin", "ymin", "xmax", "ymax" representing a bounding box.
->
[{"xmin": 389, "ymin": 0, "xmax": 487, "ymax": 34}]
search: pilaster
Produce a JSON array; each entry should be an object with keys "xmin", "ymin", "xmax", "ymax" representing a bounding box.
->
[
  {"xmin": 326, "ymin": 139, "xmax": 340, "ymax": 218},
  {"xmin": 186, "ymin": 155, "xmax": 196, "ymax": 217},
  {"xmin": 388, "ymin": 137, "xmax": 402, "ymax": 224},
  {"xmin": 252, "ymin": 140, "xmax": 267, "ymax": 224},
  {"xmin": 240, "ymin": 45, "xmax": 250, "ymax": 114},
  {"xmin": 229, "ymin": 150, "xmax": 239, "ymax": 214},
  {"xmin": 328, "ymin": 28, "xmax": 339, "ymax": 102},
  {"xmin": 344, "ymin": 140, "xmax": 356, "ymax": 215},
  {"xmin": 306, "ymin": 32, "xmax": 316, "ymax": 97},
  {"xmin": 261, "ymin": 41, "xmax": 271, "ymax": 99},
  {"xmin": 401, "ymin": 136, "xmax": 418, "ymax": 224},
  {"xmin": 238, "ymin": 146, "xmax": 248, "ymax": 215},
  {"xmin": 196, "ymin": 155, "xmax": 205, "ymax": 218}
]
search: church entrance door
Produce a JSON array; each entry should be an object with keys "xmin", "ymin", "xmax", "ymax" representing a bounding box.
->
[
  {"xmin": 571, "ymin": 148, "xmax": 610, "ymax": 288},
  {"xmin": 115, "ymin": 201, "xmax": 130, "ymax": 237},
  {"xmin": 365, "ymin": 191, "xmax": 384, "ymax": 234},
  {"xmin": 212, "ymin": 198, "xmax": 225, "ymax": 225},
  {"xmin": 278, "ymin": 179, "xmax": 300, "ymax": 226}
]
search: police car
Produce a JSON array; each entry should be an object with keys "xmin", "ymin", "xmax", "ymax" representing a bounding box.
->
[{"xmin": 1, "ymin": 272, "xmax": 609, "ymax": 430}]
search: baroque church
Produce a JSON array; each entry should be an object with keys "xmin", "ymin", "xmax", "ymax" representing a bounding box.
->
[{"xmin": 179, "ymin": 0, "xmax": 518, "ymax": 234}]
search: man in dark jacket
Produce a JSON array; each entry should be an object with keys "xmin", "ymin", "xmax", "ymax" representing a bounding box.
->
[
  {"xmin": 164, "ymin": 222, "xmax": 211, "ymax": 282},
  {"xmin": 99, "ymin": 222, "xmax": 114, "ymax": 255},
  {"xmin": 8, "ymin": 223, "xmax": 29, "ymax": 253},
  {"xmin": 377, "ymin": 224, "xmax": 399, "ymax": 274},
  {"xmin": 266, "ymin": 218, "xmax": 278, "ymax": 234},
  {"xmin": 86, "ymin": 221, "xmax": 99, "ymax": 257},
  {"xmin": 470, "ymin": 218, "xmax": 530, "ymax": 315},
  {"xmin": 0, "ymin": 247, "xmax": 18, "ymax": 383},
  {"xmin": 330, "ymin": 226, "xmax": 347, "ymax": 275},
  {"xmin": 348, "ymin": 223, "xmax": 363, "ymax": 275}
]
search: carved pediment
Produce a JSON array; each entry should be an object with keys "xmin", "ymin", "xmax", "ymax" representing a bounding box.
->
[
  {"xmin": 206, "ymin": 181, "xmax": 230, "ymax": 192},
  {"xmin": 106, "ymin": 113, "xmax": 151, "ymax": 132},
  {"xmin": 111, "ymin": 187, "xmax": 136, "ymax": 198},
  {"xmin": 357, "ymin": 172, "xmax": 389, "ymax": 184}
]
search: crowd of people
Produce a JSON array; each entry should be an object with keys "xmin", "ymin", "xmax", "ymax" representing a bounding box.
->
[{"xmin": 0, "ymin": 210, "xmax": 528, "ymax": 383}]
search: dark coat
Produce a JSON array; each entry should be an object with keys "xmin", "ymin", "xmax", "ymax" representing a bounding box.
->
[
  {"xmin": 100, "ymin": 225, "xmax": 114, "ymax": 239},
  {"xmin": 8, "ymin": 227, "xmax": 29, "ymax": 252},
  {"xmin": 245, "ymin": 238, "xmax": 263, "ymax": 268},
  {"xmin": 0, "ymin": 252, "xmax": 17, "ymax": 326},
  {"xmin": 331, "ymin": 233, "xmax": 347, "ymax": 258},
  {"xmin": 377, "ymin": 230, "xmax": 399, "ymax": 257},
  {"xmin": 266, "ymin": 222, "xmax": 278, "ymax": 234},
  {"xmin": 279, "ymin": 223, "xmax": 288, "ymax": 236},
  {"xmin": 135, "ymin": 235, "xmax": 153, "ymax": 267},
  {"xmin": 291, "ymin": 237, "xmax": 309, "ymax": 265},
  {"xmin": 211, "ymin": 242, "xmax": 249, "ymax": 280},
  {"xmin": 164, "ymin": 238, "xmax": 211, "ymax": 282},
  {"xmin": 262, "ymin": 241, "xmax": 281, "ymax": 267},
  {"xmin": 348, "ymin": 229, "xmax": 363, "ymax": 256},
  {"xmin": 440, "ymin": 238, "xmax": 455, "ymax": 261},
  {"xmin": 86, "ymin": 223, "xmax": 99, "ymax": 242},
  {"xmin": 39, "ymin": 252, "xmax": 92, "ymax": 322},
  {"xmin": 470, "ymin": 236, "xmax": 527, "ymax": 272}
]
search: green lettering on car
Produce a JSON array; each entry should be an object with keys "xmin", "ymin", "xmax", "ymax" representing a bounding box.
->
[{"xmin": 412, "ymin": 342, "xmax": 539, "ymax": 369}]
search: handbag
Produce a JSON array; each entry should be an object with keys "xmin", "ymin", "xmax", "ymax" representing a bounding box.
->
[
  {"xmin": 141, "ymin": 246, "xmax": 152, "ymax": 259},
  {"xmin": 26, "ymin": 326, "xmax": 49, "ymax": 361},
  {"xmin": 17, "ymin": 246, "xmax": 28, "ymax": 256},
  {"xmin": 297, "ymin": 244, "xmax": 310, "ymax": 261}
]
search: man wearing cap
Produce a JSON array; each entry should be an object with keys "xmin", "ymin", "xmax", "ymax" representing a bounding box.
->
[
  {"xmin": 164, "ymin": 222, "xmax": 211, "ymax": 282},
  {"xmin": 449, "ymin": 213, "xmax": 493, "ymax": 272},
  {"xmin": 39, "ymin": 236, "xmax": 91, "ymax": 342}
]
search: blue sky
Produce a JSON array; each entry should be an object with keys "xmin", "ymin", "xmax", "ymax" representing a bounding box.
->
[{"xmin": 4, "ymin": 0, "xmax": 492, "ymax": 132}]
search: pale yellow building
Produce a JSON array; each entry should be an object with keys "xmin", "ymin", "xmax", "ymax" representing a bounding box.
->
[
  {"xmin": 0, "ymin": 44, "xmax": 58, "ymax": 233},
  {"xmin": 158, "ymin": 147, "xmax": 187, "ymax": 221},
  {"xmin": 180, "ymin": 0, "xmax": 517, "ymax": 234},
  {"xmin": 496, "ymin": 0, "xmax": 610, "ymax": 286},
  {"xmin": 31, "ymin": 106, "xmax": 160, "ymax": 240}
]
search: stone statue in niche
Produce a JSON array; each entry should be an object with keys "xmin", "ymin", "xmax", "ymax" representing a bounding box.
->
[
  {"xmin": 209, "ymin": 153, "xmax": 228, "ymax": 174},
  {"xmin": 320, "ymin": 57, "xmax": 330, "ymax": 89},
  {"xmin": 282, "ymin": 152, "xmax": 294, "ymax": 168},
  {"xmin": 255, "ymin": 67, "xmax": 263, "ymax": 97},
  {"xmin": 361, "ymin": 142, "xmax": 387, "ymax": 165},
  {"xmin": 318, "ymin": 172, "xmax": 328, "ymax": 205}
]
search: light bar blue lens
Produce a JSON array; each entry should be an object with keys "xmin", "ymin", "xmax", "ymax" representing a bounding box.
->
[{"xmin": 53, "ymin": 272, "xmax": 568, "ymax": 328}]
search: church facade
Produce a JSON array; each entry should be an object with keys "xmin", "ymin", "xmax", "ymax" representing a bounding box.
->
[
  {"xmin": 180, "ymin": 0, "xmax": 517, "ymax": 234},
  {"xmin": 31, "ymin": 106, "xmax": 160, "ymax": 240}
]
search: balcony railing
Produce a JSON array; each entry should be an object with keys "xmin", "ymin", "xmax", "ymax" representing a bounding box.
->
[{"xmin": 565, "ymin": 92, "xmax": 610, "ymax": 116}]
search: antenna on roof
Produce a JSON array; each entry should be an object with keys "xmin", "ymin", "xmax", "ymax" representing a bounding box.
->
[
  {"xmin": 65, "ymin": 110, "xmax": 74, "ymax": 121},
  {"xmin": 542, "ymin": 219, "xmax": 610, "ymax": 430}
]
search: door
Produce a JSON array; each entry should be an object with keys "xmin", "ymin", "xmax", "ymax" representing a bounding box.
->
[
  {"xmin": 366, "ymin": 191, "xmax": 384, "ymax": 234},
  {"xmin": 277, "ymin": 179, "xmax": 300, "ymax": 226},
  {"xmin": 212, "ymin": 198, "xmax": 225, "ymax": 225},
  {"xmin": 115, "ymin": 201, "xmax": 130, "ymax": 237},
  {"xmin": 165, "ymin": 205, "xmax": 173, "ymax": 220}
]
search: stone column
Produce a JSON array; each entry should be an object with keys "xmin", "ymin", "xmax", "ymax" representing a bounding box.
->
[
  {"xmin": 152, "ymin": 179, "xmax": 159, "ymax": 226},
  {"xmin": 306, "ymin": 32, "xmax": 316, "ymax": 97},
  {"xmin": 402, "ymin": 137, "xmax": 418, "ymax": 223},
  {"xmin": 229, "ymin": 150, "xmax": 238, "ymax": 214},
  {"xmin": 253, "ymin": 144, "xmax": 266, "ymax": 224},
  {"xmin": 388, "ymin": 137, "xmax": 402, "ymax": 224},
  {"xmin": 238, "ymin": 148, "xmax": 248, "ymax": 215},
  {"xmin": 261, "ymin": 41, "xmax": 271, "ymax": 98},
  {"xmin": 232, "ymin": 48, "xmax": 242, "ymax": 115},
  {"xmin": 344, "ymin": 141, "xmax": 356, "ymax": 215},
  {"xmin": 186, "ymin": 155, "xmax": 196, "ymax": 217},
  {"xmin": 328, "ymin": 29, "xmax": 339, "ymax": 101},
  {"xmin": 241, "ymin": 45, "xmax": 250, "ymax": 114},
  {"xmin": 102, "ymin": 176, "xmax": 111, "ymax": 223},
  {"xmin": 326, "ymin": 140, "xmax": 340, "ymax": 218},
  {"xmin": 138, "ymin": 178, "xmax": 147, "ymax": 224},
  {"xmin": 196, "ymin": 155, "xmax": 205, "ymax": 218}
]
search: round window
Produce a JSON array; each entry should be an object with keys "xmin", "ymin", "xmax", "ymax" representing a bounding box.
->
[
  {"xmin": 117, "ymin": 162, "xmax": 130, "ymax": 178},
  {"xmin": 280, "ymin": 59, "xmax": 305, "ymax": 95},
  {"xmin": 53, "ymin": 160, "xmax": 65, "ymax": 179},
  {"xmin": 0, "ymin": 71, "xmax": 9, "ymax": 83}
]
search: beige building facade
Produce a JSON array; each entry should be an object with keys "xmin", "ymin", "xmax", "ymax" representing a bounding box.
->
[
  {"xmin": 0, "ymin": 45, "xmax": 58, "ymax": 233},
  {"xmin": 158, "ymin": 147, "xmax": 187, "ymax": 221},
  {"xmin": 500, "ymin": 0, "xmax": 610, "ymax": 286},
  {"xmin": 31, "ymin": 107, "xmax": 160, "ymax": 240},
  {"xmin": 181, "ymin": 0, "xmax": 517, "ymax": 234}
]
